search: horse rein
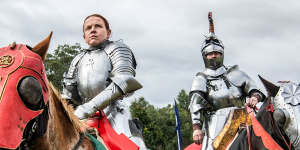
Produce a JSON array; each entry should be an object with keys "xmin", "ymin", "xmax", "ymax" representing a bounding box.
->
[{"xmin": 245, "ymin": 106, "xmax": 254, "ymax": 150}]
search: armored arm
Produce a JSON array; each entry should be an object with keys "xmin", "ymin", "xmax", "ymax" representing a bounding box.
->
[
  {"xmin": 189, "ymin": 73, "xmax": 210, "ymax": 129},
  {"xmin": 189, "ymin": 92, "xmax": 208, "ymax": 129},
  {"xmin": 107, "ymin": 41, "xmax": 141, "ymax": 94},
  {"xmin": 74, "ymin": 41, "xmax": 142, "ymax": 119}
]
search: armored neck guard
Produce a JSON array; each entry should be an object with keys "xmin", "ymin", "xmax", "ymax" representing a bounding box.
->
[
  {"xmin": 203, "ymin": 66, "xmax": 226, "ymax": 77},
  {"xmin": 87, "ymin": 40, "xmax": 111, "ymax": 51}
]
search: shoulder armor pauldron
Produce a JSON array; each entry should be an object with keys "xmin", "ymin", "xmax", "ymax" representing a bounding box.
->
[
  {"xmin": 103, "ymin": 41, "xmax": 141, "ymax": 94},
  {"xmin": 190, "ymin": 72, "xmax": 207, "ymax": 93},
  {"xmin": 225, "ymin": 65, "xmax": 245, "ymax": 87},
  {"xmin": 225, "ymin": 65, "xmax": 258, "ymax": 94},
  {"xmin": 104, "ymin": 41, "xmax": 137, "ymax": 70}
]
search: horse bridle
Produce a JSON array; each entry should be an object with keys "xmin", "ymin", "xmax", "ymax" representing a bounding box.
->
[
  {"xmin": 17, "ymin": 104, "xmax": 49, "ymax": 150},
  {"xmin": 18, "ymin": 104, "xmax": 85, "ymax": 150}
]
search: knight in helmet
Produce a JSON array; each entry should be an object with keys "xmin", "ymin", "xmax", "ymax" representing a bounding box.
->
[
  {"xmin": 189, "ymin": 12, "xmax": 265, "ymax": 149},
  {"xmin": 62, "ymin": 14, "xmax": 147, "ymax": 149}
]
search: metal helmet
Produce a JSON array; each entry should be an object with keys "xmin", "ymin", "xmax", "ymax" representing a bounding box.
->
[{"xmin": 201, "ymin": 12, "xmax": 224, "ymax": 70}]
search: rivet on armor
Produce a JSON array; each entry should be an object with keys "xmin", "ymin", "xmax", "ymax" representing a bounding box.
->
[{"xmin": 9, "ymin": 42, "xmax": 16, "ymax": 50}]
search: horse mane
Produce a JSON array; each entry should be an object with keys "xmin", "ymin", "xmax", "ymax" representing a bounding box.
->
[{"xmin": 48, "ymin": 82, "xmax": 83, "ymax": 133}]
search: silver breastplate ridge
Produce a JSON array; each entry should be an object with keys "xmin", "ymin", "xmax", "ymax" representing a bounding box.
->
[
  {"xmin": 207, "ymin": 77, "xmax": 244, "ymax": 109},
  {"xmin": 77, "ymin": 50, "xmax": 111, "ymax": 101}
]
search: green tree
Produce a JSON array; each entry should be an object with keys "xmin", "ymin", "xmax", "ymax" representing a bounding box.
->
[
  {"xmin": 177, "ymin": 89, "xmax": 190, "ymax": 112},
  {"xmin": 45, "ymin": 43, "xmax": 82, "ymax": 90},
  {"xmin": 176, "ymin": 90, "xmax": 193, "ymax": 147},
  {"xmin": 130, "ymin": 90, "xmax": 193, "ymax": 150}
]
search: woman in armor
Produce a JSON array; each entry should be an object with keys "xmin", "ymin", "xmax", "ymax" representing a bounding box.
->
[{"xmin": 62, "ymin": 14, "xmax": 147, "ymax": 149}]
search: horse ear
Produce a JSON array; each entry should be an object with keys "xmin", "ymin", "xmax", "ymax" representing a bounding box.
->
[
  {"xmin": 32, "ymin": 32, "xmax": 53, "ymax": 61},
  {"xmin": 258, "ymin": 75, "xmax": 280, "ymax": 97}
]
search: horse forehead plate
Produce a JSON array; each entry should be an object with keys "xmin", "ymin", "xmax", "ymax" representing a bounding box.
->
[{"xmin": 0, "ymin": 55, "xmax": 15, "ymax": 68}]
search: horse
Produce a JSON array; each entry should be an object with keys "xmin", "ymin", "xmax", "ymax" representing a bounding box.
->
[
  {"xmin": 228, "ymin": 76, "xmax": 299, "ymax": 150},
  {"xmin": 0, "ymin": 32, "xmax": 106, "ymax": 150}
]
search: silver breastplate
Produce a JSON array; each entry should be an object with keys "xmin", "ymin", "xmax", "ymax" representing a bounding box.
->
[
  {"xmin": 77, "ymin": 50, "xmax": 111, "ymax": 101},
  {"xmin": 207, "ymin": 77, "xmax": 244, "ymax": 109}
]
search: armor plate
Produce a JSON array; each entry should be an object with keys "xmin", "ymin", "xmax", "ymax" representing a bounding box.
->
[
  {"xmin": 77, "ymin": 50, "xmax": 111, "ymax": 102},
  {"xmin": 201, "ymin": 107, "xmax": 237, "ymax": 150},
  {"xmin": 62, "ymin": 41, "xmax": 140, "ymax": 104},
  {"xmin": 273, "ymin": 82, "xmax": 300, "ymax": 148},
  {"xmin": 206, "ymin": 77, "xmax": 244, "ymax": 109},
  {"xmin": 0, "ymin": 44, "xmax": 49, "ymax": 149},
  {"xmin": 189, "ymin": 92, "xmax": 206, "ymax": 125},
  {"xmin": 190, "ymin": 66, "xmax": 255, "ymax": 110},
  {"xmin": 63, "ymin": 41, "xmax": 146, "ymax": 148}
]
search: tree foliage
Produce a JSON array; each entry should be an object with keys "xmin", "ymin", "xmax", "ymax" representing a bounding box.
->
[
  {"xmin": 45, "ymin": 43, "xmax": 82, "ymax": 90},
  {"xmin": 130, "ymin": 90, "xmax": 193, "ymax": 150}
]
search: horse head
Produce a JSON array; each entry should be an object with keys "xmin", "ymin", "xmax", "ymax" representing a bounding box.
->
[
  {"xmin": 0, "ymin": 32, "xmax": 52, "ymax": 149},
  {"xmin": 259, "ymin": 75, "xmax": 300, "ymax": 148},
  {"xmin": 0, "ymin": 32, "xmax": 128, "ymax": 150},
  {"xmin": 0, "ymin": 32, "xmax": 94, "ymax": 150},
  {"xmin": 17, "ymin": 32, "xmax": 52, "ymax": 110}
]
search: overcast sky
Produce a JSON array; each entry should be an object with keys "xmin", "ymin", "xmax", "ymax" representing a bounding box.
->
[{"xmin": 1, "ymin": 0, "xmax": 300, "ymax": 107}]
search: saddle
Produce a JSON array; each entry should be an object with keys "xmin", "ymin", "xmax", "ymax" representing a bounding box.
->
[
  {"xmin": 213, "ymin": 108, "xmax": 251, "ymax": 150},
  {"xmin": 86, "ymin": 111, "xmax": 139, "ymax": 150},
  {"xmin": 213, "ymin": 106, "xmax": 284, "ymax": 150}
]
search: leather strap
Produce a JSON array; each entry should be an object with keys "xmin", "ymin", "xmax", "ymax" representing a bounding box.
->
[{"xmin": 245, "ymin": 108, "xmax": 252, "ymax": 150}]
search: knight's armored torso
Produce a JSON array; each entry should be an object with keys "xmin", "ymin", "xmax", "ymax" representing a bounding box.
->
[
  {"xmin": 62, "ymin": 40, "xmax": 139, "ymax": 106},
  {"xmin": 191, "ymin": 65, "xmax": 257, "ymax": 110},
  {"xmin": 206, "ymin": 76, "xmax": 243, "ymax": 109},
  {"xmin": 77, "ymin": 49, "xmax": 111, "ymax": 102},
  {"xmin": 62, "ymin": 41, "xmax": 113, "ymax": 104},
  {"xmin": 62, "ymin": 40, "xmax": 146, "ymax": 148}
]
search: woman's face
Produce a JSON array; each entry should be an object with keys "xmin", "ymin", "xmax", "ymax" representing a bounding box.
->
[{"xmin": 83, "ymin": 16, "xmax": 111, "ymax": 47}]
